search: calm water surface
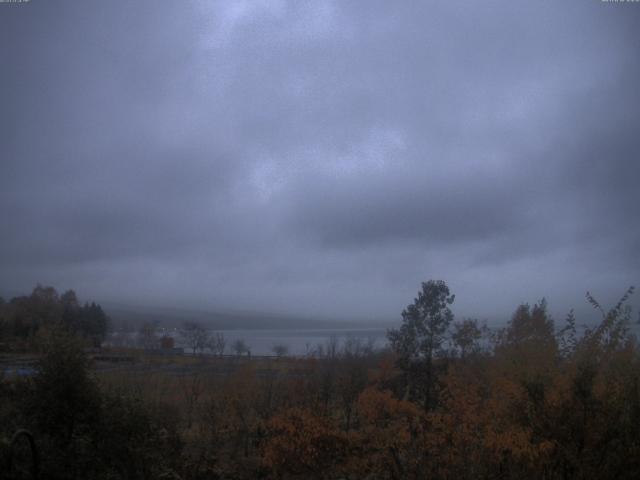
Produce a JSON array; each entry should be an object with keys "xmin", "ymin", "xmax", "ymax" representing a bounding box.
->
[
  {"xmin": 110, "ymin": 327, "xmax": 391, "ymax": 356},
  {"xmin": 213, "ymin": 328, "xmax": 388, "ymax": 356}
]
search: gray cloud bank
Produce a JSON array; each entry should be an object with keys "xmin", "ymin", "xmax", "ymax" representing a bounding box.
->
[{"xmin": 1, "ymin": 0, "xmax": 639, "ymax": 323}]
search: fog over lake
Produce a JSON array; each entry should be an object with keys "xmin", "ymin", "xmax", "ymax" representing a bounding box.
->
[{"xmin": 209, "ymin": 328, "xmax": 387, "ymax": 356}]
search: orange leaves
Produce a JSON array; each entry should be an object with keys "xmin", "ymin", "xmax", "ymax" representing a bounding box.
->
[
  {"xmin": 345, "ymin": 388, "xmax": 425, "ymax": 478},
  {"xmin": 262, "ymin": 408, "xmax": 347, "ymax": 476},
  {"xmin": 422, "ymin": 365, "xmax": 489, "ymax": 476},
  {"xmin": 357, "ymin": 387, "xmax": 422, "ymax": 427},
  {"xmin": 263, "ymin": 389, "xmax": 425, "ymax": 478}
]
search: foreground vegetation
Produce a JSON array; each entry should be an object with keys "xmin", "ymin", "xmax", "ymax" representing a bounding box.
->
[{"xmin": 1, "ymin": 282, "xmax": 639, "ymax": 479}]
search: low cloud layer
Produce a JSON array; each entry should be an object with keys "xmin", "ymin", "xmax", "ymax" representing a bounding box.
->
[{"xmin": 1, "ymin": 0, "xmax": 639, "ymax": 322}]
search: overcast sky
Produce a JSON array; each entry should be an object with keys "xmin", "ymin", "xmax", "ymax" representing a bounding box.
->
[{"xmin": 1, "ymin": 0, "xmax": 639, "ymax": 324}]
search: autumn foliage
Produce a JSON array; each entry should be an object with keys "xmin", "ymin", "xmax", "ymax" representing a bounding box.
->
[
  {"xmin": 1, "ymin": 283, "xmax": 640, "ymax": 479},
  {"xmin": 256, "ymin": 285, "xmax": 640, "ymax": 479}
]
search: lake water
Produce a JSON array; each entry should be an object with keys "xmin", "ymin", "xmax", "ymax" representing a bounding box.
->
[
  {"xmin": 212, "ymin": 328, "xmax": 388, "ymax": 356},
  {"xmin": 110, "ymin": 328, "xmax": 389, "ymax": 356}
]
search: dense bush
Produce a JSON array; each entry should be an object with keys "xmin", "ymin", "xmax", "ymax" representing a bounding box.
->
[{"xmin": 2, "ymin": 331, "xmax": 181, "ymax": 479}]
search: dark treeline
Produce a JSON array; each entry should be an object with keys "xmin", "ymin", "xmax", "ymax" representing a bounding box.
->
[
  {"xmin": 0, "ymin": 285, "xmax": 109, "ymax": 349},
  {"xmin": 1, "ymin": 281, "xmax": 639, "ymax": 479}
]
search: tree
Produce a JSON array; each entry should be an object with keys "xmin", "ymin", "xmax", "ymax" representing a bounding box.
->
[
  {"xmin": 0, "ymin": 286, "xmax": 109, "ymax": 345},
  {"xmin": 451, "ymin": 318, "xmax": 483, "ymax": 359},
  {"xmin": 30, "ymin": 330, "xmax": 101, "ymax": 434},
  {"xmin": 263, "ymin": 408, "xmax": 347, "ymax": 476},
  {"xmin": 495, "ymin": 300, "xmax": 557, "ymax": 380},
  {"xmin": 60, "ymin": 291, "xmax": 81, "ymax": 334},
  {"xmin": 179, "ymin": 372, "xmax": 205, "ymax": 429},
  {"xmin": 80, "ymin": 302, "xmax": 109, "ymax": 346},
  {"xmin": 271, "ymin": 343, "xmax": 289, "ymax": 358},
  {"xmin": 232, "ymin": 339, "xmax": 249, "ymax": 357},
  {"xmin": 325, "ymin": 334, "xmax": 339, "ymax": 359},
  {"xmin": 180, "ymin": 321, "xmax": 210, "ymax": 355},
  {"xmin": 503, "ymin": 299, "xmax": 555, "ymax": 349},
  {"xmin": 387, "ymin": 280, "xmax": 455, "ymax": 411},
  {"xmin": 0, "ymin": 297, "xmax": 7, "ymax": 340},
  {"xmin": 336, "ymin": 354, "xmax": 368, "ymax": 430},
  {"xmin": 27, "ymin": 329, "xmax": 102, "ymax": 477},
  {"xmin": 558, "ymin": 309, "xmax": 578, "ymax": 358},
  {"xmin": 208, "ymin": 331, "xmax": 226, "ymax": 357},
  {"xmin": 582, "ymin": 286, "xmax": 636, "ymax": 355},
  {"xmin": 138, "ymin": 322, "xmax": 158, "ymax": 350},
  {"xmin": 349, "ymin": 387, "xmax": 424, "ymax": 478}
]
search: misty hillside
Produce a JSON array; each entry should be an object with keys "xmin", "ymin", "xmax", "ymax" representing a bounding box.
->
[{"xmin": 104, "ymin": 303, "xmax": 372, "ymax": 331}]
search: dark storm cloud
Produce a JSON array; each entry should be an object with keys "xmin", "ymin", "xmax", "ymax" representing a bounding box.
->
[
  {"xmin": 1, "ymin": 0, "xmax": 639, "ymax": 321},
  {"xmin": 278, "ymin": 168, "xmax": 525, "ymax": 248}
]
